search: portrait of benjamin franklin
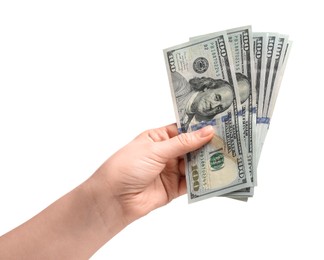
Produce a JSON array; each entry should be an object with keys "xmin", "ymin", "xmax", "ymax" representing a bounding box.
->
[{"xmin": 172, "ymin": 72, "xmax": 250, "ymax": 132}]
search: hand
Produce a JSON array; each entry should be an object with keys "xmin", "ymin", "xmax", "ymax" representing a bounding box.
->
[
  {"xmin": 94, "ymin": 123, "xmax": 214, "ymax": 224},
  {"xmin": 0, "ymin": 123, "xmax": 214, "ymax": 259}
]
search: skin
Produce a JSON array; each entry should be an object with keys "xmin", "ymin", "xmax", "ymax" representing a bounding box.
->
[{"xmin": 0, "ymin": 123, "xmax": 214, "ymax": 260}]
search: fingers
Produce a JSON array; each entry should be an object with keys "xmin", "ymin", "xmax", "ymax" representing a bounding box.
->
[
  {"xmin": 145, "ymin": 123, "xmax": 178, "ymax": 142},
  {"xmin": 178, "ymin": 178, "xmax": 187, "ymax": 196},
  {"xmin": 163, "ymin": 123, "xmax": 179, "ymax": 138},
  {"xmin": 178, "ymin": 159, "xmax": 187, "ymax": 195},
  {"xmin": 178, "ymin": 159, "xmax": 186, "ymax": 177},
  {"xmin": 157, "ymin": 125, "xmax": 214, "ymax": 159}
]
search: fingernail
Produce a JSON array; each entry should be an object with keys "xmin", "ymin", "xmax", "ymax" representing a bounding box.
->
[{"xmin": 197, "ymin": 125, "xmax": 214, "ymax": 137}]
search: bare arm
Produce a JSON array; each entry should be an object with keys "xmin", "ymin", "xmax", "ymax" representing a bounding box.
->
[{"xmin": 0, "ymin": 124, "xmax": 214, "ymax": 259}]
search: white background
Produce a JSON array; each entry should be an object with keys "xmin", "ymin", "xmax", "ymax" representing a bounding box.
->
[{"xmin": 1, "ymin": 1, "xmax": 323, "ymax": 259}]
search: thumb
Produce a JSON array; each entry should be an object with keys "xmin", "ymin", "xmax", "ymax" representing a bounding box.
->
[{"xmin": 158, "ymin": 125, "xmax": 214, "ymax": 159}]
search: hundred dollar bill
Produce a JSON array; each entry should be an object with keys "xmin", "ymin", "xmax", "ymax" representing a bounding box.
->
[
  {"xmin": 258, "ymin": 39, "xmax": 292, "ymax": 153},
  {"xmin": 215, "ymin": 26, "xmax": 257, "ymax": 199},
  {"xmin": 263, "ymin": 35, "xmax": 290, "ymax": 118},
  {"xmin": 266, "ymin": 41, "xmax": 292, "ymax": 120},
  {"xmin": 164, "ymin": 32, "xmax": 251, "ymax": 202},
  {"xmin": 261, "ymin": 33, "xmax": 278, "ymax": 118},
  {"xmin": 191, "ymin": 26, "xmax": 257, "ymax": 196},
  {"xmin": 253, "ymin": 33, "xmax": 267, "ymax": 118},
  {"xmin": 255, "ymin": 33, "xmax": 278, "ymax": 162},
  {"xmin": 257, "ymin": 35, "xmax": 291, "ymax": 160},
  {"xmin": 263, "ymin": 35, "xmax": 288, "ymax": 117},
  {"xmin": 226, "ymin": 26, "xmax": 256, "ymax": 198},
  {"xmin": 253, "ymin": 32, "xmax": 268, "ymax": 165}
]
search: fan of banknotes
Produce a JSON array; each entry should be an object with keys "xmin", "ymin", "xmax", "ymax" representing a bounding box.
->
[{"xmin": 163, "ymin": 25, "xmax": 292, "ymax": 203}]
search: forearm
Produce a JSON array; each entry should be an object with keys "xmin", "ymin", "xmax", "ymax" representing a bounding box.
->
[
  {"xmin": 0, "ymin": 123, "xmax": 213, "ymax": 259},
  {"xmin": 0, "ymin": 173, "xmax": 128, "ymax": 260}
]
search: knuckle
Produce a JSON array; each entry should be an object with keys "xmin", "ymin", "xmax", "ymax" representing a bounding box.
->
[{"xmin": 177, "ymin": 133, "xmax": 193, "ymax": 147}]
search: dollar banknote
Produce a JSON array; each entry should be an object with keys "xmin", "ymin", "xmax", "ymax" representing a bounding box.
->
[
  {"xmin": 222, "ymin": 26, "xmax": 257, "ymax": 199},
  {"xmin": 227, "ymin": 26, "xmax": 256, "ymax": 186},
  {"xmin": 257, "ymin": 35, "xmax": 292, "ymax": 161},
  {"xmin": 257, "ymin": 38, "xmax": 292, "ymax": 158},
  {"xmin": 253, "ymin": 32, "xmax": 268, "ymax": 166},
  {"xmin": 191, "ymin": 26, "xmax": 257, "ymax": 195},
  {"xmin": 164, "ymin": 31, "xmax": 251, "ymax": 202},
  {"xmin": 266, "ymin": 41, "xmax": 292, "ymax": 120},
  {"xmin": 164, "ymin": 26, "xmax": 291, "ymax": 203},
  {"xmin": 255, "ymin": 32, "xmax": 278, "ymax": 163},
  {"xmin": 263, "ymin": 35, "xmax": 289, "ymax": 117}
]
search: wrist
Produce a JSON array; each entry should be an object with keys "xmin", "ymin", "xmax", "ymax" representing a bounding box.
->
[{"xmin": 84, "ymin": 169, "xmax": 132, "ymax": 239}]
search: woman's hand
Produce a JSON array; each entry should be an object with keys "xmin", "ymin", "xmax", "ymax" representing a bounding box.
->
[{"xmin": 94, "ymin": 123, "xmax": 214, "ymax": 224}]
